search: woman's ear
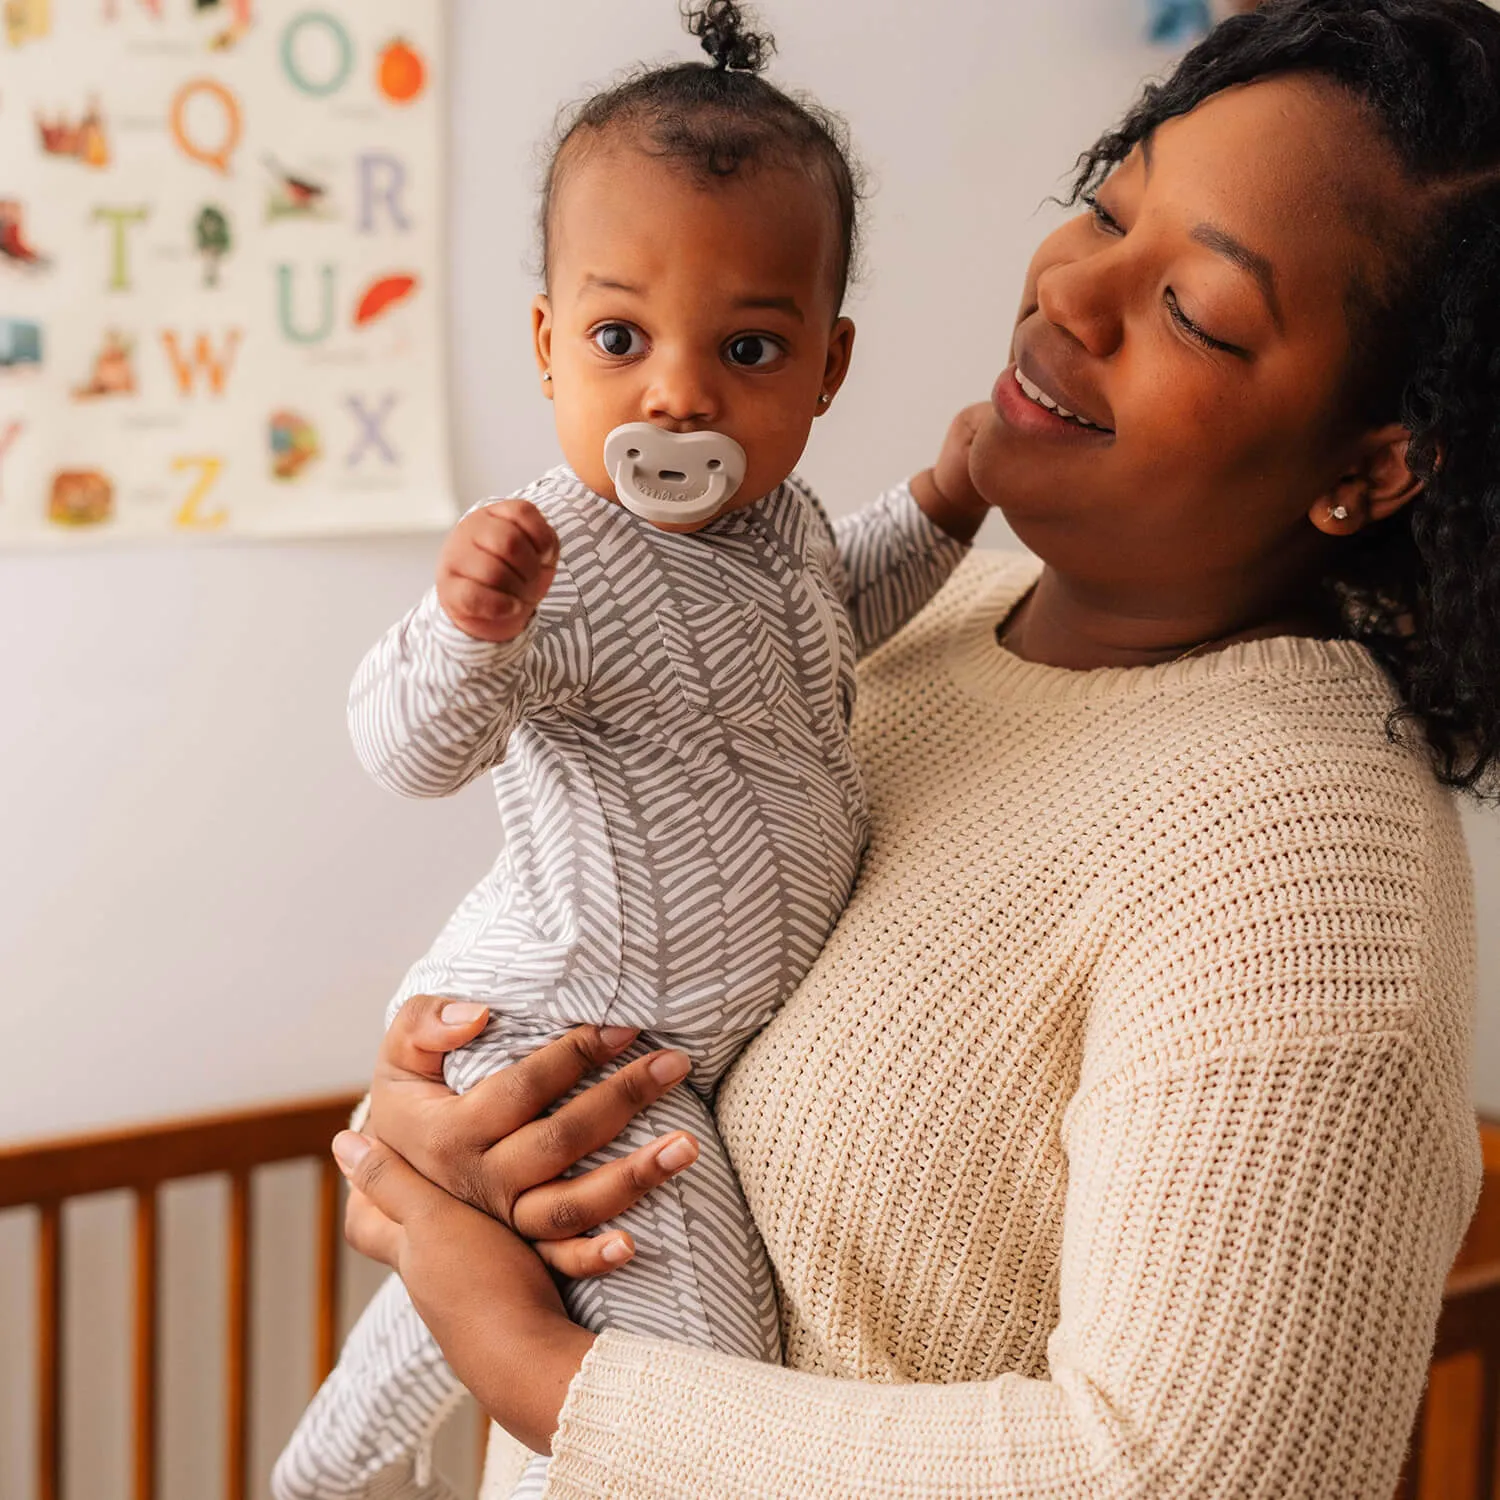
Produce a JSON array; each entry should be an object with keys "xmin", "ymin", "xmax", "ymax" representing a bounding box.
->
[
  {"xmin": 1310, "ymin": 422, "xmax": 1425, "ymax": 536},
  {"xmin": 815, "ymin": 317, "xmax": 856, "ymax": 416},
  {"xmin": 532, "ymin": 295, "xmax": 554, "ymax": 399}
]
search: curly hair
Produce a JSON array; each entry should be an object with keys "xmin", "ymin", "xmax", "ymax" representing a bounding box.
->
[
  {"xmin": 540, "ymin": 2, "xmax": 864, "ymax": 308},
  {"xmin": 1072, "ymin": 0, "xmax": 1500, "ymax": 797}
]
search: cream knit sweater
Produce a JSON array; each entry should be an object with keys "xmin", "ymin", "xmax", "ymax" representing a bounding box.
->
[{"xmin": 483, "ymin": 551, "xmax": 1482, "ymax": 1499}]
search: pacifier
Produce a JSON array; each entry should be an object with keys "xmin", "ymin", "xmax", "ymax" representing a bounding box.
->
[{"xmin": 602, "ymin": 422, "xmax": 747, "ymax": 527}]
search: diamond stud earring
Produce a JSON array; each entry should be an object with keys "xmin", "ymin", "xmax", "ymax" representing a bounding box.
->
[{"xmin": 1330, "ymin": 503, "xmax": 1350, "ymax": 522}]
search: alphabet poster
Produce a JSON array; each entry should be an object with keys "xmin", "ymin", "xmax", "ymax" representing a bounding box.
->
[{"xmin": 0, "ymin": 0, "xmax": 454, "ymax": 545}]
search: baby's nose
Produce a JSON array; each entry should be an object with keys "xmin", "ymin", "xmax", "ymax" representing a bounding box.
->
[{"xmin": 642, "ymin": 356, "xmax": 719, "ymax": 426}]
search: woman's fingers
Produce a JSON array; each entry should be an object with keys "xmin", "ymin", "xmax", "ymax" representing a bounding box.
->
[
  {"xmin": 533, "ymin": 1231, "xmax": 636, "ymax": 1280},
  {"xmin": 333, "ymin": 1131, "xmax": 438, "ymax": 1225},
  {"xmin": 379, "ymin": 993, "xmax": 493, "ymax": 1085},
  {"xmin": 511, "ymin": 1131, "xmax": 700, "ymax": 1242},
  {"xmin": 457, "ymin": 1025, "xmax": 647, "ymax": 1158},
  {"xmin": 343, "ymin": 1186, "xmax": 404, "ymax": 1268},
  {"xmin": 474, "ymin": 1048, "xmax": 692, "ymax": 1218}
]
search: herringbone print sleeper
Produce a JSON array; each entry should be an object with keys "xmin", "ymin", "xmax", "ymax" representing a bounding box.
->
[{"xmin": 271, "ymin": 469, "xmax": 967, "ymax": 1500}]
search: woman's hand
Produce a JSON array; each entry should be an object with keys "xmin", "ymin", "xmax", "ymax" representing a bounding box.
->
[
  {"xmin": 335, "ymin": 1129, "xmax": 594, "ymax": 1455},
  {"xmin": 365, "ymin": 995, "xmax": 702, "ymax": 1276}
]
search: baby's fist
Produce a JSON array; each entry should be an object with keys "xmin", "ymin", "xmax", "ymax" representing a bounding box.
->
[{"xmin": 436, "ymin": 500, "xmax": 559, "ymax": 643}]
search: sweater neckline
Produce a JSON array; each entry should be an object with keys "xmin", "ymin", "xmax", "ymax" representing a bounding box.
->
[{"xmin": 945, "ymin": 554, "xmax": 1378, "ymax": 705}]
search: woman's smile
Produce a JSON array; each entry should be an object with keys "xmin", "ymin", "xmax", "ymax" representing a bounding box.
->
[{"xmin": 992, "ymin": 365, "xmax": 1115, "ymax": 441}]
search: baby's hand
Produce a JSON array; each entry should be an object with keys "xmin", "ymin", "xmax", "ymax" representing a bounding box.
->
[
  {"xmin": 911, "ymin": 403, "xmax": 992, "ymax": 543},
  {"xmin": 436, "ymin": 500, "xmax": 560, "ymax": 643}
]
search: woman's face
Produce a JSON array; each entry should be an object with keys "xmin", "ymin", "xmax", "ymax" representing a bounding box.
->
[{"xmin": 971, "ymin": 75, "xmax": 1409, "ymax": 597}]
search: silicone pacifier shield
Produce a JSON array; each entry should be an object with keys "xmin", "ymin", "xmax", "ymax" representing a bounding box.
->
[{"xmin": 602, "ymin": 422, "xmax": 747, "ymax": 527}]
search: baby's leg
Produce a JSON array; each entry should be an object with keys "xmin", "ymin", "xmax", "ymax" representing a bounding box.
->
[
  {"xmin": 272, "ymin": 1026, "xmax": 549, "ymax": 1500},
  {"xmin": 502, "ymin": 1044, "xmax": 782, "ymax": 1498},
  {"xmin": 271, "ymin": 1273, "xmax": 464, "ymax": 1500}
]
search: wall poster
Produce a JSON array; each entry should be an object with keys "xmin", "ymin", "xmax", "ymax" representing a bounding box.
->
[{"xmin": 0, "ymin": 0, "xmax": 454, "ymax": 545}]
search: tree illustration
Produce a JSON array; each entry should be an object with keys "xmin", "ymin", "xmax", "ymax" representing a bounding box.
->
[{"xmin": 195, "ymin": 205, "xmax": 231, "ymax": 287}]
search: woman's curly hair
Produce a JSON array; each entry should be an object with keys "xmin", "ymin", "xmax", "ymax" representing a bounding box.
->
[{"xmin": 1074, "ymin": 0, "xmax": 1500, "ymax": 797}]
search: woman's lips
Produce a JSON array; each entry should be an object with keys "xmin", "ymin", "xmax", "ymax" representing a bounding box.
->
[{"xmin": 992, "ymin": 365, "xmax": 1114, "ymax": 441}]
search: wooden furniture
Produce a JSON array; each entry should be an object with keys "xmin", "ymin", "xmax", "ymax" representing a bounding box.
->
[
  {"xmin": 1398, "ymin": 1120, "xmax": 1500, "ymax": 1499},
  {"xmin": 0, "ymin": 1093, "xmax": 361, "ymax": 1500},
  {"xmin": 6, "ymin": 1100, "xmax": 1499, "ymax": 1499}
]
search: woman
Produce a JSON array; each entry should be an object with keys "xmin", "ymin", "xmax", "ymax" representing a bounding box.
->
[{"xmin": 330, "ymin": 2, "xmax": 1500, "ymax": 1494}]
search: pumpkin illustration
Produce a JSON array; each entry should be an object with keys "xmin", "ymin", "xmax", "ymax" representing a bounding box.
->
[{"xmin": 377, "ymin": 37, "xmax": 426, "ymax": 104}]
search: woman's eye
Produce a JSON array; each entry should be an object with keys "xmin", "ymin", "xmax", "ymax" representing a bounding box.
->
[
  {"xmin": 724, "ymin": 334, "xmax": 782, "ymax": 368},
  {"xmin": 1084, "ymin": 193, "xmax": 1124, "ymax": 236},
  {"xmin": 1164, "ymin": 289, "xmax": 1242, "ymax": 356},
  {"xmin": 591, "ymin": 323, "xmax": 645, "ymax": 358}
]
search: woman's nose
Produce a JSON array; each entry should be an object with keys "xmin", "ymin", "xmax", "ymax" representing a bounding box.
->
[
  {"xmin": 1035, "ymin": 252, "xmax": 1125, "ymax": 359},
  {"xmin": 642, "ymin": 352, "xmax": 719, "ymax": 427}
]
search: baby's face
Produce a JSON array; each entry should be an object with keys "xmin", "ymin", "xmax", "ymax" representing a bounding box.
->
[{"xmin": 535, "ymin": 141, "xmax": 854, "ymax": 530}]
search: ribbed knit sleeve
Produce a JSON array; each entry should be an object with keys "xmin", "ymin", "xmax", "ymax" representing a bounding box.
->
[{"xmin": 533, "ymin": 561, "xmax": 1482, "ymax": 1497}]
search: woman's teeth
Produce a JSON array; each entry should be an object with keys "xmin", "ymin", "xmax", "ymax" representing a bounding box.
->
[{"xmin": 1016, "ymin": 369, "xmax": 1101, "ymax": 430}]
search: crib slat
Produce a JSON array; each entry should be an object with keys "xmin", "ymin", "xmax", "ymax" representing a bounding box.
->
[
  {"xmin": 316, "ymin": 1155, "xmax": 342, "ymax": 1384},
  {"xmin": 37, "ymin": 1200, "xmax": 62, "ymax": 1500},
  {"xmin": 226, "ymin": 1169, "xmax": 252, "ymax": 1500},
  {"xmin": 133, "ymin": 1186, "xmax": 159, "ymax": 1500}
]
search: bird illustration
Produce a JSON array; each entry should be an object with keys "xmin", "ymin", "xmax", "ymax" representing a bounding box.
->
[{"xmin": 264, "ymin": 155, "xmax": 330, "ymax": 218}]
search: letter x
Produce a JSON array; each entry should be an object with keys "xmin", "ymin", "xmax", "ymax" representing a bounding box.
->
[{"xmin": 346, "ymin": 393, "xmax": 400, "ymax": 467}]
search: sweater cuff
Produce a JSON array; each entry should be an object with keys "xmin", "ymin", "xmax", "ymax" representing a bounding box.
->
[
  {"xmin": 547, "ymin": 1331, "xmax": 711, "ymax": 1496},
  {"xmin": 417, "ymin": 587, "xmax": 537, "ymax": 669}
]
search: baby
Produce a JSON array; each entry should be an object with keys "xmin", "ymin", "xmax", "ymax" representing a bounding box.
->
[{"xmin": 274, "ymin": 6, "xmax": 982, "ymax": 1499}]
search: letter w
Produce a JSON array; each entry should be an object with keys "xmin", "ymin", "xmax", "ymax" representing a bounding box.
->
[{"xmin": 161, "ymin": 330, "xmax": 242, "ymax": 396}]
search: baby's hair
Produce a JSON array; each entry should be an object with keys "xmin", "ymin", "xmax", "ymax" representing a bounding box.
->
[{"xmin": 539, "ymin": 1, "xmax": 864, "ymax": 310}]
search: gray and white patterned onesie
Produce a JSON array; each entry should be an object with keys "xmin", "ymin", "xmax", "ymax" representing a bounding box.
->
[{"xmin": 272, "ymin": 466, "xmax": 966, "ymax": 1500}]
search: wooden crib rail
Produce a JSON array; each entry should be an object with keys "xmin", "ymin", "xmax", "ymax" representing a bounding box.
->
[{"xmin": 0, "ymin": 1091, "xmax": 363, "ymax": 1500}]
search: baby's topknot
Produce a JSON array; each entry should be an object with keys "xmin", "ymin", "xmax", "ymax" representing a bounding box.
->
[
  {"xmin": 686, "ymin": 1, "xmax": 773, "ymax": 74},
  {"xmin": 540, "ymin": 2, "xmax": 864, "ymax": 309}
]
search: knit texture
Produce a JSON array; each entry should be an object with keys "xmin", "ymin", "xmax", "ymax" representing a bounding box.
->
[{"xmin": 493, "ymin": 550, "xmax": 1482, "ymax": 1499}]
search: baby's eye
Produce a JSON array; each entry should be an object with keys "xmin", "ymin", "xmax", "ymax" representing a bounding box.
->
[
  {"xmin": 724, "ymin": 334, "xmax": 783, "ymax": 369},
  {"xmin": 591, "ymin": 323, "xmax": 646, "ymax": 358}
]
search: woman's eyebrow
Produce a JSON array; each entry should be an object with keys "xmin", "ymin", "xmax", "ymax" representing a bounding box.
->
[
  {"xmin": 1189, "ymin": 224, "xmax": 1284, "ymax": 328},
  {"xmin": 1141, "ymin": 132, "xmax": 1284, "ymax": 330}
]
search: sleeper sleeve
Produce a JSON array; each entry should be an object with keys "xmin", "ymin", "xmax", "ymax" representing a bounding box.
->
[
  {"xmin": 347, "ymin": 557, "xmax": 590, "ymax": 798},
  {"xmin": 823, "ymin": 479, "xmax": 969, "ymax": 658}
]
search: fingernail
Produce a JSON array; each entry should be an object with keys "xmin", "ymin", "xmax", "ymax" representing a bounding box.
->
[
  {"xmin": 441, "ymin": 1001, "xmax": 488, "ymax": 1026},
  {"xmin": 656, "ymin": 1136, "xmax": 697, "ymax": 1172},
  {"xmin": 599, "ymin": 1026, "xmax": 638, "ymax": 1049},
  {"xmin": 332, "ymin": 1132, "xmax": 371, "ymax": 1172},
  {"xmin": 600, "ymin": 1235, "xmax": 633, "ymax": 1265},
  {"xmin": 648, "ymin": 1051, "xmax": 691, "ymax": 1085},
  {"xmin": 542, "ymin": 545, "xmax": 559, "ymax": 566}
]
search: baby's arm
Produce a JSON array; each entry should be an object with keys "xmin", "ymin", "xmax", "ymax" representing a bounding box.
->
[
  {"xmin": 819, "ymin": 406, "xmax": 991, "ymax": 658},
  {"xmin": 349, "ymin": 498, "xmax": 590, "ymax": 797}
]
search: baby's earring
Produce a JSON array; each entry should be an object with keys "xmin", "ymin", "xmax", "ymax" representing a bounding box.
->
[
  {"xmin": 817, "ymin": 392, "xmax": 831, "ymax": 406},
  {"xmin": 541, "ymin": 372, "xmax": 553, "ymax": 383},
  {"xmin": 1328, "ymin": 501, "xmax": 1350, "ymax": 522}
]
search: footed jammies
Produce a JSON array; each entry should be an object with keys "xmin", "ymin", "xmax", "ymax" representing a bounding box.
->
[{"xmin": 272, "ymin": 467, "xmax": 966, "ymax": 1500}]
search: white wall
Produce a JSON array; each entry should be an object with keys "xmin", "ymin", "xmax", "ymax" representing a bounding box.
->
[{"xmin": 3, "ymin": 2, "xmax": 1499, "ymax": 1495}]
